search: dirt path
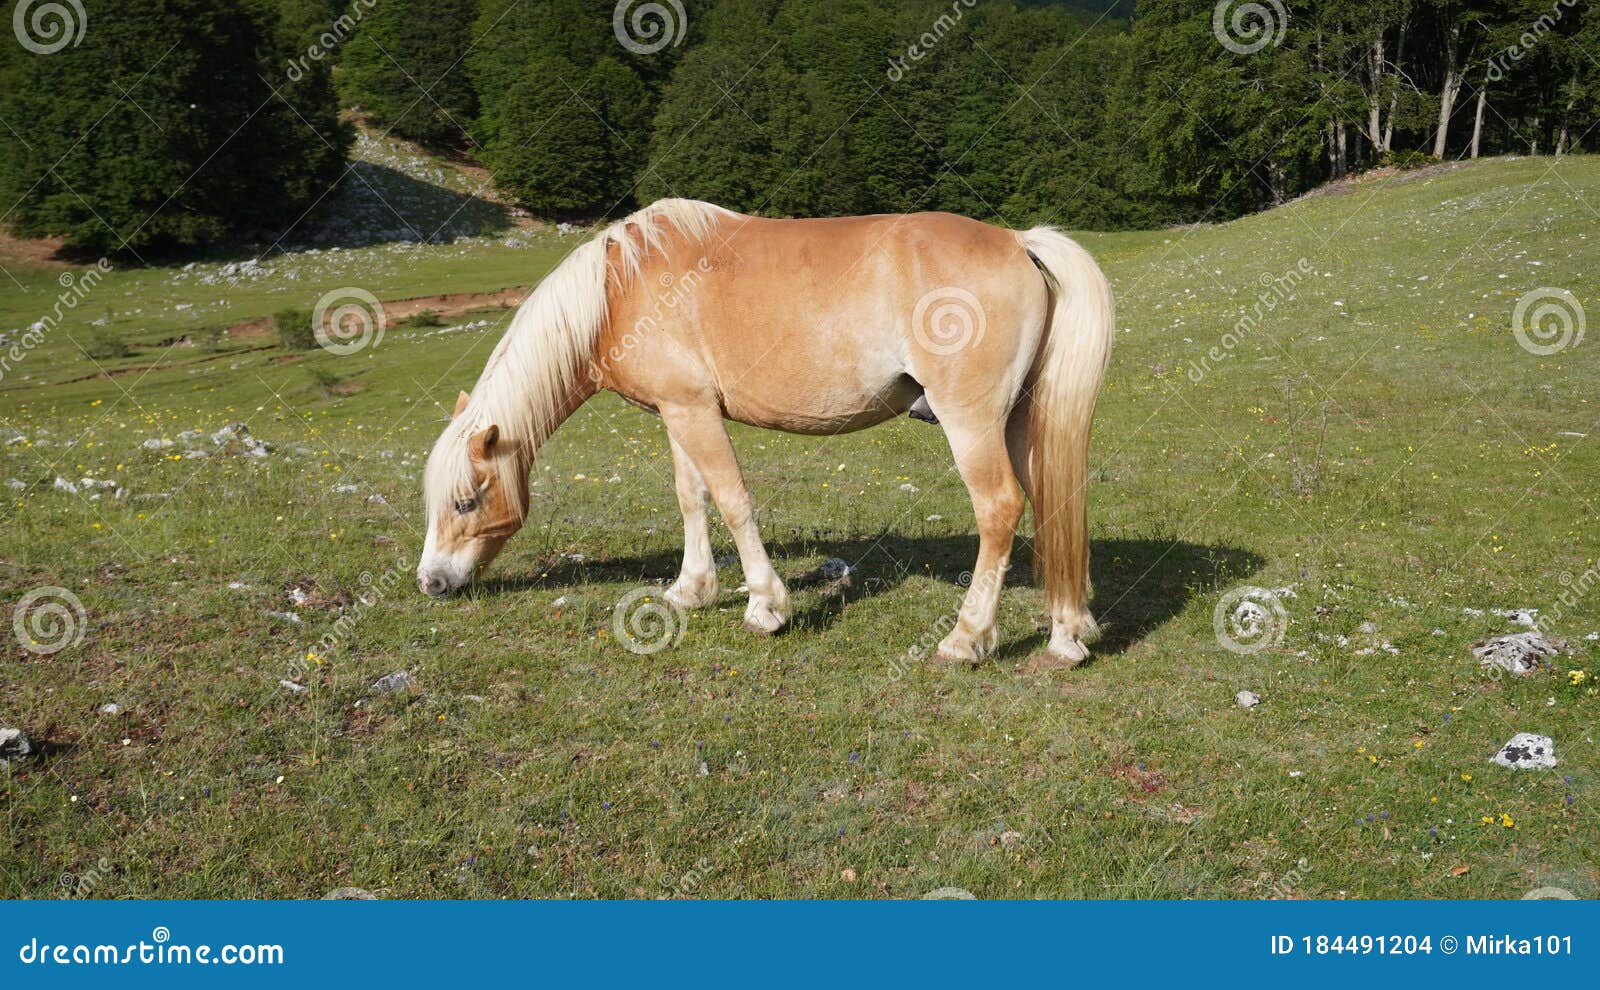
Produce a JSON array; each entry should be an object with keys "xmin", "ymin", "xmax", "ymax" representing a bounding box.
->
[{"xmin": 225, "ymin": 286, "xmax": 529, "ymax": 340}]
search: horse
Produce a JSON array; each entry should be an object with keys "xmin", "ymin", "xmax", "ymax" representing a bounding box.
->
[{"xmin": 418, "ymin": 199, "xmax": 1113, "ymax": 668}]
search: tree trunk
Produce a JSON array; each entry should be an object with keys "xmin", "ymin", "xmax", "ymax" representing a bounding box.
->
[
  {"xmin": 1530, "ymin": 116, "xmax": 1540, "ymax": 155},
  {"xmin": 1433, "ymin": 25, "xmax": 1461, "ymax": 159},
  {"xmin": 1470, "ymin": 84, "xmax": 1486, "ymax": 159},
  {"xmin": 1337, "ymin": 121, "xmax": 1348, "ymax": 175},
  {"xmin": 1383, "ymin": 24, "xmax": 1406, "ymax": 153},
  {"xmin": 1556, "ymin": 69, "xmax": 1578, "ymax": 156},
  {"xmin": 1367, "ymin": 37, "xmax": 1385, "ymax": 152}
]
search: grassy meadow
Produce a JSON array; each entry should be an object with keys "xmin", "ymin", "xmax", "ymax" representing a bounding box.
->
[{"xmin": 1, "ymin": 147, "xmax": 1595, "ymax": 899}]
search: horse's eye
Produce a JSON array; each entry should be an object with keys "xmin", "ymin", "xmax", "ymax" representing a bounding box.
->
[{"xmin": 453, "ymin": 497, "xmax": 477, "ymax": 514}]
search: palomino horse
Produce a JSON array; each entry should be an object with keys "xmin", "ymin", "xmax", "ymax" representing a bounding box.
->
[{"xmin": 418, "ymin": 199, "xmax": 1113, "ymax": 668}]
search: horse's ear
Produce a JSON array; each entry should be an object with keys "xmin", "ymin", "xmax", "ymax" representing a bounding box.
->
[
  {"xmin": 453, "ymin": 390, "xmax": 471, "ymax": 418},
  {"xmin": 467, "ymin": 424, "xmax": 500, "ymax": 462}
]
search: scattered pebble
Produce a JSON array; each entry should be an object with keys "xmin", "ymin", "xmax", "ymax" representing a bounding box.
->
[
  {"xmin": 1236, "ymin": 690, "xmax": 1261, "ymax": 709},
  {"xmin": 1494, "ymin": 608, "xmax": 1539, "ymax": 628},
  {"xmin": 815, "ymin": 557, "xmax": 851, "ymax": 581},
  {"xmin": 98, "ymin": 703, "xmax": 122, "ymax": 716},
  {"xmin": 279, "ymin": 679, "xmax": 308, "ymax": 695},
  {"xmin": 368, "ymin": 671, "xmax": 415, "ymax": 695},
  {"xmin": 1492, "ymin": 733, "xmax": 1558, "ymax": 770},
  {"xmin": 0, "ymin": 727, "xmax": 35, "ymax": 762},
  {"xmin": 322, "ymin": 887, "xmax": 379, "ymax": 900}
]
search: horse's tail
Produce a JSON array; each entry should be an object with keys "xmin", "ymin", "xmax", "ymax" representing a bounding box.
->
[{"xmin": 1016, "ymin": 227, "xmax": 1114, "ymax": 641}]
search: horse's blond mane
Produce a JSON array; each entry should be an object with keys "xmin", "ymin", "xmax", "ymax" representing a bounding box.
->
[{"xmin": 424, "ymin": 198, "xmax": 731, "ymax": 518}]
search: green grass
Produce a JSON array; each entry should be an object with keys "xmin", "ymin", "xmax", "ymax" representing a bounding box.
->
[{"xmin": 1, "ymin": 156, "xmax": 1595, "ymax": 899}]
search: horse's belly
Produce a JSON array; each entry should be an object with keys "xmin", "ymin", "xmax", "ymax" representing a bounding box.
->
[
  {"xmin": 721, "ymin": 372, "xmax": 920, "ymax": 435},
  {"xmin": 715, "ymin": 329, "xmax": 918, "ymax": 434}
]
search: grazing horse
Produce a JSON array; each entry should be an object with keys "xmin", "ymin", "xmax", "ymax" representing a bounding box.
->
[{"xmin": 418, "ymin": 199, "xmax": 1113, "ymax": 668}]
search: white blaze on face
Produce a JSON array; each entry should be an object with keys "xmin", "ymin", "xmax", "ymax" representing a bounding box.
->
[{"xmin": 416, "ymin": 515, "xmax": 480, "ymax": 596}]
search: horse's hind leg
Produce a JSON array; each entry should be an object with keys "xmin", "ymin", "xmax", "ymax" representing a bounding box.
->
[
  {"xmin": 664, "ymin": 436, "xmax": 719, "ymax": 609},
  {"xmin": 660, "ymin": 403, "xmax": 790, "ymax": 634},
  {"xmin": 934, "ymin": 415, "xmax": 1026, "ymax": 663}
]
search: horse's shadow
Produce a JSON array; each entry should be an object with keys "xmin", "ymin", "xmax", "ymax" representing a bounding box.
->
[{"xmin": 477, "ymin": 535, "xmax": 1263, "ymax": 658}]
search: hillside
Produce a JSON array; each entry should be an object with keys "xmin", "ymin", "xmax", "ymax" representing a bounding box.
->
[{"xmin": 1, "ymin": 154, "xmax": 1595, "ymax": 899}]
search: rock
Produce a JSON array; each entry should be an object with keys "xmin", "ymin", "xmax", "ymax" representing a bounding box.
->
[
  {"xmin": 815, "ymin": 557, "xmax": 851, "ymax": 581},
  {"xmin": 98, "ymin": 703, "xmax": 123, "ymax": 716},
  {"xmin": 279, "ymin": 679, "xmax": 309, "ymax": 695},
  {"xmin": 331, "ymin": 484, "xmax": 358, "ymax": 494},
  {"xmin": 1492, "ymin": 733, "xmax": 1557, "ymax": 770},
  {"xmin": 263, "ymin": 610, "xmax": 302, "ymax": 625},
  {"xmin": 322, "ymin": 887, "xmax": 379, "ymax": 900},
  {"xmin": 0, "ymin": 727, "xmax": 35, "ymax": 762},
  {"xmin": 365, "ymin": 493, "xmax": 387, "ymax": 504},
  {"xmin": 1236, "ymin": 690, "xmax": 1261, "ymax": 709},
  {"xmin": 899, "ymin": 483, "xmax": 918, "ymax": 492},
  {"xmin": 6, "ymin": 478, "xmax": 24, "ymax": 490},
  {"xmin": 1473, "ymin": 631, "xmax": 1565, "ymax": 676},
  {"xmin": 1495, "ymin": 608, "xmax": 1539, "ymax": 628},
  {"xmin": 52, "ymin": 476, "xmax": 79, "ymax": 495},
  {"xmin": 212, "ymin": 422, "xmax": 248, "ymax": 445},
  {"xmin": 368, "ymin": 671, "xmax": 415, "ymax": 695},
  {"xmin": 140, "ymin": 437, "xmax": 174, "ymax": 450}
]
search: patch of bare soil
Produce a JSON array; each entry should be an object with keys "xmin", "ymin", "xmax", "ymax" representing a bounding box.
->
[{"xmin": 0, "ymin": 231, "xmax": 72, "ymax": 270}]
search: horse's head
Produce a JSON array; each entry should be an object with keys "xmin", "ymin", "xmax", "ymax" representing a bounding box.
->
[{"xmin": 417, "ymin": 391, "xmax": 530, "ymax": 596}]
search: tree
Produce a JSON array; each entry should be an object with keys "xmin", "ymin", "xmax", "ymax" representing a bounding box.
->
[
  {"xmin": 338, "ymin": 0, "xmax": 478, "ymax": 147},
  {"xmin": 0, "ymin": 0, "xmax": 349, "ymax": 254}
]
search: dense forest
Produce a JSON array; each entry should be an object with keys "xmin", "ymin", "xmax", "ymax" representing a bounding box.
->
[{"xmin": 1, "ymin": 0, "xmax": 1596, "ymax": 253}]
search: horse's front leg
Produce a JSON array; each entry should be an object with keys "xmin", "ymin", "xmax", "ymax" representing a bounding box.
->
[
  {"xmin": 660, "ymin": 403, "xmax": 789, "ymax": 635},
  {"xmin": 663, "ymin": 436, "xmax": 720, "ymax": 609}
]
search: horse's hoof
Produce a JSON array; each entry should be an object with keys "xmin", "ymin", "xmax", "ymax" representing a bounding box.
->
[
  {"xmin": 741, "ymin": 600, "xmax": 787, "ymax": 636},
  {"xmin": 1020, "ymin": 641, "xmax": 1090, "ymax": 673},
  {"xmin": 934, "ymin": 648, "xmax": 980, "ymax": 666}
]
